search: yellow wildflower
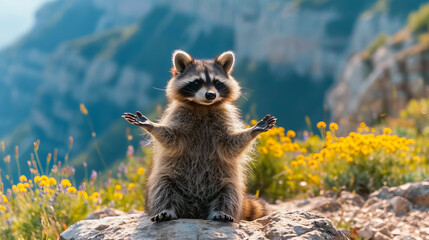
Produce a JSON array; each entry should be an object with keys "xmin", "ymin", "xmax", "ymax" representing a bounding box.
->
[
  {"xmin": 128, "ymin": 183, "xmax": 135, "ymax": 191},
  {"xmin": 329, "ymin": 123, "xmax": 338, "ymax": 131},
  {"xmin": 90, "ymin": 192, "xmax": 100, "ymax": 199},
  {"xmin": 308, "ymin": 174, "xmax": 320, "ymax": 185},
  {"xmin": 19, "ymin": 175, "xmax": 27, "ymax": 182},
  {"xmin": 40, "ymin": 180, "xmax": 49, "ymax": 187},
  {"xmin": 137, "ymin": 167, "xmax": 145, "ymax": 175},
  {"xmin": 383, "ymin": 128, "xmax": 392, "ymax": 135},
  {"xmin": 2, "ymin": 195, "xmax": 8, "ymax": 203},
  {"xmin": 0, "ymin": 205, "xmax": 6, "ymax": 211},
  {"xmin": 80, "ymin": 103, "xmax": 88, "ymax": 115},
  {"xmin": 78, "ymin": 191, "xmax": 88, "ymax": 200},
  {"xmin": 34, "ymin": 176, "xmax": 41, "ymax": 183},
  {"xmin": 317, "ymin": 121, "xmax": 326, "ymax": 129},
  {"xmin": 115, "ymin": 184, "xmax": 122, "ymax": 190},
  {"xmin": 287, "ymin": 130, "xmax": 296, "ymax": 138},
  {"xmin": 49, "ymin": 178, "xmax": 57, "ymax": 185},
  {"xmin": 61, "ymin": 179, "xmax": 72, "ymax": 187},
  {"xmin": 250, "ymin": 120, "xmax": 258, "ymax": 125},
  {"xmin": 114, "ymin": 192, "xmax": 123, "ymax": 199},
  {"xmin": 67, "ymin": 187, "xmax": 77, "ymax": 194}
]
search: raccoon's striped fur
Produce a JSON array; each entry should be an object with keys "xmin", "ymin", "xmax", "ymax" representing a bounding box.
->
[{"xmin": 123, "ymin": 50, "xmax": 275, "ymax": 222}]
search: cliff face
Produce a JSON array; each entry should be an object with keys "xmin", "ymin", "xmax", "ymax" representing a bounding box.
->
[
  {"xmin": 1, "ymin": 0, "xmax": 428, "ymax": 177},
  {"xmin": 328, "ymin": 3, "xmax": 429, "ymax": 127}
]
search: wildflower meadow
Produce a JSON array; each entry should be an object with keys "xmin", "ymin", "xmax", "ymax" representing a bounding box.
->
[{"xmin": 0, "ymin": 99, "xmax": 428, "ymax": 239}]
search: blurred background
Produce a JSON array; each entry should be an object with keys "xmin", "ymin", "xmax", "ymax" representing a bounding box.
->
[{"xmin": 1, "ymin": 0, "xmax": 429, "ymax": 183}]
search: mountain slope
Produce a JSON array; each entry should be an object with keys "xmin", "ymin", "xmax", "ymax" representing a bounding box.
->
[{"xmin": 2, "ymin": 0, "xmax": 429, "ymax": 182}]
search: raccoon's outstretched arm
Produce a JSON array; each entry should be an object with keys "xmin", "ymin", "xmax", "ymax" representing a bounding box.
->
[
  {"xmin": 122, "ymin": 112, "xmax": 177, "ymax": 147},
  {"xmin": 250, "ymin": 114, "xmax": 277, "ymax": 137},
  {"xmin": 223, "ymin": 115, "xmax": 276, "ymax": 158}
]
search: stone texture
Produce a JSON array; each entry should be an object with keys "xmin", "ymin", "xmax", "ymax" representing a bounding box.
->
[
  {"xmin": 358, "ymin": 226, "xmax": 375, "ymax": 239},
  {"xmin": 60, "ymin": 211, "xmax": 348, "ymax": 240},
  {"xmin": 371, "ymin": 180, "xmax": 429, "ymax": 207},
  {"xmin": 390, "ymin": 196, "xmax": 410, "ymax": 215},
  {"xmin": 272, "ymin": 181, "xmax": 429, "ymax": 240},
  {"xmin": 373, "ymin": 232, "xmax": 392, "ymax": 240},
  {"xmin": 86, "ymin": 208, "xmax": 126, "ymax": 220}
]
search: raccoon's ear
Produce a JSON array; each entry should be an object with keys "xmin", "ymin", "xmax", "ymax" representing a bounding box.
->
[
  {"xmin": 172, "ymin": 50, "xmax": 194, "ymax": 73},
  {"xmin": 215, "ymin": 51, "xmax": 235, "ymax": 75}
]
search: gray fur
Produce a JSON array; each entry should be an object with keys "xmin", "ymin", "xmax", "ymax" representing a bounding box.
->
[{"xmin": 123, "ymin": 50, "xmax": 276, "ymax": 222}]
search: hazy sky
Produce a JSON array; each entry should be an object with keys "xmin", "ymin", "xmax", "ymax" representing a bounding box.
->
[{"xmin": 0, "ymin": 0, "xmax": 51, "ymax": 50}]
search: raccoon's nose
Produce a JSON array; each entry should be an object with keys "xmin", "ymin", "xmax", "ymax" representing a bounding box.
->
[{"xmin": 205, "ymin": 91, "xmax": 216, "ymax": 100}]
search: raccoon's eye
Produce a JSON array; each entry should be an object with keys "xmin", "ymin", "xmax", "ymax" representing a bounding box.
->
[
  {"xmin": 192, "ymin": 79, "xmax": 202, "ymax": 86},
  {"xmin": 213, "ymin": 80, "xmax": 223, "ymax": 87}
]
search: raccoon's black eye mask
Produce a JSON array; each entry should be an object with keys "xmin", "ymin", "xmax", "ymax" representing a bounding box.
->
[
  {"xmin": 179, "ymin": 79, "xmax": 203, "ymax": 97},
  {"xmin": 213, "ymin": 80, "xmax": 229, "ymax": 97}
]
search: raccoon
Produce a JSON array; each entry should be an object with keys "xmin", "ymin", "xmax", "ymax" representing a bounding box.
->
[{"xmin": 122, "ymin": 50, "xmax": 276, "ymax": 222}]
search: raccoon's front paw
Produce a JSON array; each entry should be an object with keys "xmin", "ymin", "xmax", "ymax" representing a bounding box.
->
[
  {"xmin": 150, "ymin": 209, "xmax": 178, "ymax": 222},
  {"xmin": 208, "ymin": 211, "xmax": 234, "ymax": 222},
  {"xmin": 252, "ymin": 114, "xmax": 276, "ymax": 136},
  {"xmin": 122, "ymin": 111, "xmax": 153, "ymax": 130}
]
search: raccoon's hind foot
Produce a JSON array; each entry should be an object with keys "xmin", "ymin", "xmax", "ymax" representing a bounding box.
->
[
  {"xmin": 122, "ymin": 111, "xmax": 153, "ymax": 130},
  {"xmin": 150, "ymin": 209, "xmax": 178, "ymax": 222},
  {"xmin": 252, "ymin": 114, "xmax": 277, "ymax": 136},
  {"xmin": 208, "ymin": 211, "xmax": 234, "ymax": 222}
]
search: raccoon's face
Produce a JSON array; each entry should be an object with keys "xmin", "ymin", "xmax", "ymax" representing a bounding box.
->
[{"xmin": 166, "ymin": 50, "xmax": 241, "ymax": 105}]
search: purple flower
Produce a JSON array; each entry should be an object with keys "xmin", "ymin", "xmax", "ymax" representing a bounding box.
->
[
  {"xmin": 90, "ymin": 170, "xmax": 97, "ymax": 184},
  {"xmin": 104, "ymin": 178, "xmax": 112, "ymax": 187},
  {"xmin": 126, "ymin": 146, "xmax": 135, "ymax": 156},
  {"xmin": 303, "ymin": 131, "xmax": 310, "ymax": 141},
  {"xmin": 79, "ymin": 182, "xmax": 86, "ymax": 191}
]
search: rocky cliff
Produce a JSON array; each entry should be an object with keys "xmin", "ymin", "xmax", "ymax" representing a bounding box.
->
[{"xmin": 328, "ymin": 3, "xmax": 429, "ymax": 127}]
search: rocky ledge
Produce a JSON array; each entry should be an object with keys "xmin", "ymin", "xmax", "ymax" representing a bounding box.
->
[
  {"xmin": 274, "ymin": 180, "xmax": 429, "ymax": 240},
  {"xmin": 59, "ymin": 210, "xmax": 347, "ymax": 240}
]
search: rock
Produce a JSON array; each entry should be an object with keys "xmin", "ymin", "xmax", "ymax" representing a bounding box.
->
[
  {"xmin": 371, "ymin": 181, "xmax": 429, "ymax": 207},
  {"xmin": 357, "ymin": 226, "xmax": 375, "ymax": 239},
  {"xmin": 373, "ymin": 232, "xmax": 391, "ymax": 240},
  {"xmin": 308, "ymin": 197, "xmax": 342, "ymax": 212},
  {"xmin": 127, "ymin": 209, "xmax": 144, "ymax": 214},
  {"xmin": 402, "ymin": 182, "xmax": 429, "ymax": 207},
  {"xmin": 393, "ymin": 235, "xmax": 422, "ymax": 240},
  {"xmin": 340, "ymin": 191, "xmax": 365, "ymax": 207},
  {"xmin": 339, "ymin": 229, "xmax": 352, "ymax": 239},
  {"xmin": 390, "ymin": 196, "xmax": 410, "ymax": 215},
  {"xmin": 59, "ymin": 211, "xmax": 348, "ymax": 240},
  {"xmin": 85, "ymin": 208, "xmax": 126, "ymax": 220},
  {"xmin": 327, "ymin": 19, "xmax": 429, "ymax": 128}
]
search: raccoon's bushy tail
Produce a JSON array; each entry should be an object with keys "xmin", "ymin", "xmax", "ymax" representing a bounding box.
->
[{"xmin": 241, "ymin": 194, "xmax": 268, "ymax": 221}]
